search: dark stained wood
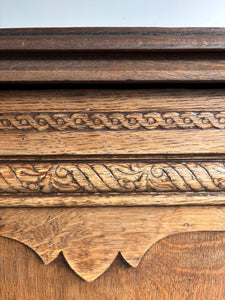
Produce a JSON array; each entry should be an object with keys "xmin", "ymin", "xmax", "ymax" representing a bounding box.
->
[
  {"xmin": 2, "ymin": 52, "xmax": 225, "ymax": 83},
  {"xmin": 1, "ymin": 231, "xmax": 225, "ymax": 300},
  {"xmin": 1, "ymin": 28, "xmax": 225, "ymax": 83},
  {"xmin": 1, "ymin": 27, "xmax": 225, "ymax": 51}
]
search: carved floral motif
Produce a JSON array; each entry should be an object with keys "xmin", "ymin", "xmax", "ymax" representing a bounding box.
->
[{"xmin": 0, "ymin": 161, "xmax": 225, "ymax": 193}]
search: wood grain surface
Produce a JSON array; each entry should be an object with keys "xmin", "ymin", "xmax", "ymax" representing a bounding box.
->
[
  {"xmin": 2, "ymin": 52, "xmax": 225, "ymax": 83},
  {"xmin": 1, "ymin": 88, "xmax": 225, "ymax": 112},
  {"xmin": 1, "ymin": 206, "xmax": 225, "ymax": 282},
  {"xmin": 1, "ymin": 27, "xmax": 225, "ymax": 51},
  {"xmin": 1, "ymin": 88, "xmax": 225, "ymax": 155},
  {"xmin": 3, "ymin": 129, "xmax": 225, "ymax": 155},
  {"xmin": 1, "ymin": 28, "xmax": 225, "ymax": 298},
  {"xmin": 1, "ymin": 231, "xmax": 225, "ymax": 299},
  {"xmin": 3, "ymin": 192, "xmax": 225, "ymax": 207},
  {"xmin": 1, "ymin": 28, "xmax": 225, "ymax": 84}
]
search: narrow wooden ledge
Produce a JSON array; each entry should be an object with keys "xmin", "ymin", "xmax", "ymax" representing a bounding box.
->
[{"xmin": 1, "ymin": 27, "xmax": 225, "ymax": 51}]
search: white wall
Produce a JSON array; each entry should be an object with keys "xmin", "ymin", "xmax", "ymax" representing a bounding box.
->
[{"xmin": 0, "ymin": 0, "xmax": 225, "ymax": 28}]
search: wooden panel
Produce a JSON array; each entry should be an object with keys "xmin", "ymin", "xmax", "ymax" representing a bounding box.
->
[
  {"xmin": 1, "ymin": 206, "xmax": 225, "ymax": 281},
  {"xmin": 1, "ymin": 232, "xmax": 225, "ymax": 299}
]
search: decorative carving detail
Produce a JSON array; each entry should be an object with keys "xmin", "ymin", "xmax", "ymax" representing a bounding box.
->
[
  {"xmin": 1, "ymin": 206, "xmax": 225, "ymax": 281},
  {"xmin": 1, "ymin": 111, "xmax": 225, "ymax": 131},
  {"xmin": 0, "ymin": 161, "xmax": 225, "ymax": 194}
]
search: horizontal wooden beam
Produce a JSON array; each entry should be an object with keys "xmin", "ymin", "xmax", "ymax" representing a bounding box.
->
[
  {"xmin": 1, "ymin": 28, "xmax": 225, "ymax": 51},
  {"xmin": 1, "ymin": 52, "xmax": 225, "ymax": 83},
  {"xmin": 1, "ymin": 28, "xmax": 225, "ymax": 83}
]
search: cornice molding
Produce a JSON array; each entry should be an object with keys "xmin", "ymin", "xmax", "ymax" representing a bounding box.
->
[
  {"xmin": 1, "ymin": 27, "xmax": 225, "ymax": 83},
  {"xmin": 1, "ymin": 27, "xmax": 225, "ymax": 51}
]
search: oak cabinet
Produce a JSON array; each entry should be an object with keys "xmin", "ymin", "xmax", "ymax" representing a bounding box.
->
[{"xmin": 1, "ymin": 28, "xmax": 225, "ymax": 299}]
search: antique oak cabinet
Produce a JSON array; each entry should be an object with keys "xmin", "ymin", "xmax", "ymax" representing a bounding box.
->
[{"xmin": 1, "ymin": 28, "xmax": 225, "ymax": 299}]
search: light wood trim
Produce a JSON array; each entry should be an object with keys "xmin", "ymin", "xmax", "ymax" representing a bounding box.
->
[
  {"xmin": 1, "ymin": 192, "xmax": 225, "ymax": 207},
  {"xmin": 1, "ymin": 89, "xmax": 225, "ymax": 112}
]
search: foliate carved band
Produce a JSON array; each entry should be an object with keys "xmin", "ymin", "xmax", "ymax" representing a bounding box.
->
[
  {"xmin": 1, "ymin": 111, "xmax": 225, "ymax": 131},
  {"xmin": 1, "ymin": 161, "xmax": 225, "ymax": 194}
]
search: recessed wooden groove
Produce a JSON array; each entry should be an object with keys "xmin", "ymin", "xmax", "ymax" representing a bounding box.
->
[{"xmin": 2, "ymin": 153, "xmax": 225, "ymax": 162}]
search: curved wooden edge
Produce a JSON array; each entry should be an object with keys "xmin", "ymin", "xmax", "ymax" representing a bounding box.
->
[
  {"xmin": 1, "ymin": 206, "xmax": 225, "ymax": 281},
  {"xmin": 0, "ymin": 27, "xmax": 225, "ymax": 51}
]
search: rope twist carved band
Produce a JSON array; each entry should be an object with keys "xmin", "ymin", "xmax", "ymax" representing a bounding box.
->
[
  {"xmin": 0, "ymin": 161, "xmax": 225, "ymax": 194},
  {"xmin": 1, "ymin": 111, "xmax": 225, "ymax": 131}
]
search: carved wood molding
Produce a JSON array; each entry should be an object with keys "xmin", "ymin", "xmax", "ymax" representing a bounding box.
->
[
  {"xmin": 1, "ymin": 28, "xmax": 225, "ymax": 51},
  {"xmin": 2, "ymin": 28, "xmax": 225, "ymax": 287},
  {"xmin": 0, "ymin": 160, "xmax": 225, "ymax": 195},
  {"xmin": 1, "ymin": 206, "xmax": 225, "ymax": 281},
  {"xmin": 1, "ymin": 111, "xmax": 225, "ymax": 131}
]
